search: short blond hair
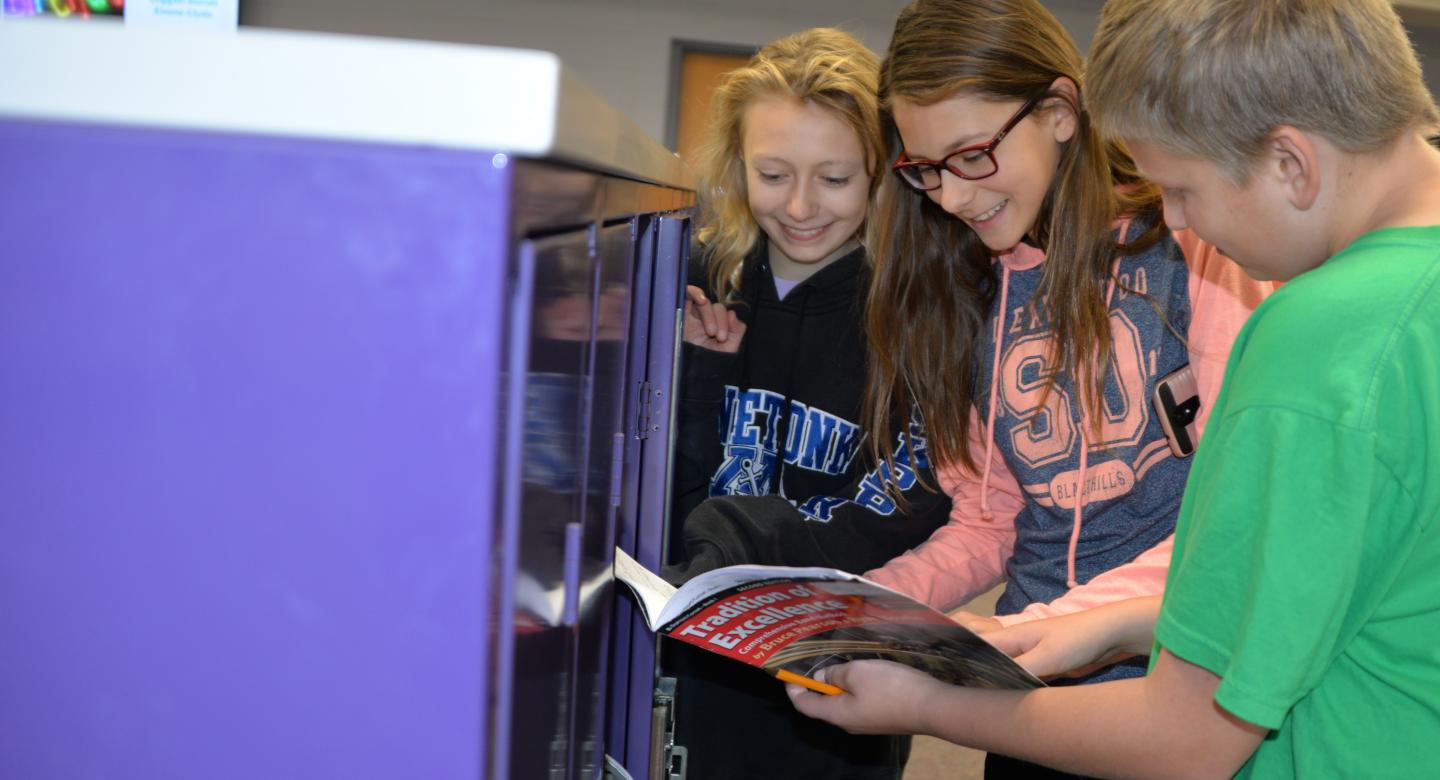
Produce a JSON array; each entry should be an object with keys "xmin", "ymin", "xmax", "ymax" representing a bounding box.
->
[
  {"xmin": 694, "ymin": 28, "xmax": 882, "ymax": 303},
  {"xmin": 1087, "ymin": 0, "xmax": 1440, "ymax": 180}
]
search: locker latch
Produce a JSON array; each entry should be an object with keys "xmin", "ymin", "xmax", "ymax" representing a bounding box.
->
[
  {"xmin": 654, "ymin": 676, "xmax": 688, "ymax": 780},
  {"xmin": 635, "ymin": 380, "xmax": 654, "ymax": 440}
]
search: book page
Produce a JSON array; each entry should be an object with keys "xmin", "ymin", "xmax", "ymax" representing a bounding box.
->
[
  {"xmin": 663, "ymin": 563, "xmax": 862, "ymax": 626},
  {"xmin": 612, "ymin": 547, "xmax": 676, "ymax": 630}
]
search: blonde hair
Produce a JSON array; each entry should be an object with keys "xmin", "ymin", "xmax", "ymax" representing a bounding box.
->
[
  {"xmin": 864, "ymin": 0, "xmax": 1162, "ymax": 476},
  {"xmin": 1088, "ymin": 0, "xmax": 1440, "ymax": 181},
  {"xmin": 694, "ymin": 28, "xmax": 883, "ymax": 303}
]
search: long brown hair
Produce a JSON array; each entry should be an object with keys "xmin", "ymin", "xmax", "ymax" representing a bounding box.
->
[
  {"xmin": 865, "ymin": 0, "xmax": 1163, "ymax": 478},
  {"xmin": 694, "ymin": 28, "xmax": 884, "ymax": 303}
]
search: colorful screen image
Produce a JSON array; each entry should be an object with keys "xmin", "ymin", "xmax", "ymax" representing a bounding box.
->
[{"xmin": 3, "ymin": 0, "xmax": 125, "ymax": 18}]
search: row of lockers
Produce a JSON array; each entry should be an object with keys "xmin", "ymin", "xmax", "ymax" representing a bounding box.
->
[{"xmin": 1, "ymin": 21, "xmax": 695, "ymax": 780}]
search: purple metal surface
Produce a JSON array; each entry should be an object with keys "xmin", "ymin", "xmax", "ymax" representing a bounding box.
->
[
  {"xmin": 640, "ymin": 217, "xmax": 691, "ymax": 571},
  {"xmin": 570, "ymin": 221, "xmax": 638, "ymax": 778},
  {"xmin": 619, "ymin": 214, "xmax": 690, "ymax": 778},
  {"xmin": 499, "ymin": 229, "xmax": 598, "ymax": 780},
  {"xmin": 489, "ymin": 238, "xmax": 535, "ymax": 780},
  {"xmin": 0, "ymin": 120, "xmax": 509, "ymax": 779},
  {"xmin": 606, "ymin": 215, "xmax": 659, "ymax": 771},
  {"xmin": 614, "ymin": 216, "xmax": 659, "ymax": 558}
]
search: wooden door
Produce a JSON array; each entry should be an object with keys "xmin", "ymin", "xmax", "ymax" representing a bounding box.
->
[{"xmin": 670, "ymin": 46, "xmax": 755, "ymax": 167}]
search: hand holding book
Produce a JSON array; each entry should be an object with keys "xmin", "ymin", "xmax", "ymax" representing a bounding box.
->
[{"xmin": 614, "ymin": 547, "xmax": 1043, "ymax": 696}]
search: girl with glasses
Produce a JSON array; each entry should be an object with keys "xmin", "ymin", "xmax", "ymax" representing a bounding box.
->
[{"xmin": 850, "ymin": 0, "xmax": 1271, "ymax": 776}]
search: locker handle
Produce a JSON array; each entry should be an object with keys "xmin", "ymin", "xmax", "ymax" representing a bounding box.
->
[{"xmin": 561, "ymin": 521, "xmax": 582, "ymax": 626}]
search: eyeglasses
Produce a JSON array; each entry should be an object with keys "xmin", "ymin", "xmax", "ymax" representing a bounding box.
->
[{"xmin": 891, "ymin": 97, "xmax": 1041, "ymax": 191}]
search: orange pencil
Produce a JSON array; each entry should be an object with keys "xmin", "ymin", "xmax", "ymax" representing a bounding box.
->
[{"xmin": 774, "ymin": 668, "xmax": 845, "ymax": 696}]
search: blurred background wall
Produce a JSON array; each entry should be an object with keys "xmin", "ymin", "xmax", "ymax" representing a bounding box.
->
[{"xmin": 239, "ymin": 0, "xmax": 1440, "ymax": 154}]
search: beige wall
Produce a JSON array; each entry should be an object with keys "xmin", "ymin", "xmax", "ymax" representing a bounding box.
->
[
  {"xmin": 238, "ymin": 0, "xmax": 1440, "ymax": 149},
  {"xmin": 237, "ymin": 0, "xmax": 1112, "ymax": 145}
]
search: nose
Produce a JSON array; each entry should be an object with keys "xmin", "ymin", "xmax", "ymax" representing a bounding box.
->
[
  {"xmin": 785, "ymin": 180, "xmax": 818, "ymax": 222},
  {"xmin": 1161, "ymin": 195, "xmax": 1187, "ymax": 231},
  {"xmin": 935, "ymin": 170, "xmax": 978, "ymax": 216}
]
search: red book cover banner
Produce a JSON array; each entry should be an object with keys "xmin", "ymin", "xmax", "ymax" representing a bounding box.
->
[{"xmin": 615, "ymin": 547, "xmax": 1042, "ymax": 691}]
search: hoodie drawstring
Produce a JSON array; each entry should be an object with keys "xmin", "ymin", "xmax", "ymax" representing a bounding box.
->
[
  {"xmin": 1064, "ymin": 261, "xmax": 1122, "ymax": 587},
  {"xmin": 981, "ymin": 240, "xmax": 1125, "ymax": 590},
  {"xmin": 1065, "ymin": 269, "xmax": 1119, "ymax": 587},
  {"xmin": 978, "ymin": 266, "xmax": 1011, "ymax": 523}
]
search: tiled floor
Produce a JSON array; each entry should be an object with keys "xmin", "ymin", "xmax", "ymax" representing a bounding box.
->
[{"xmin": 906, "ymin": 736, "xmax": 986, "ymax": 780}]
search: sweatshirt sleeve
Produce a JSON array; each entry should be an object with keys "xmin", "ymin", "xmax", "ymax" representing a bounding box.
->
[
  {"xmin": 864, "ymin": 405, "xmax": 1025, "ymax": 610},
  {"xmin": 1173, "ymin": 229, "xmax": 1276, "ymax": 437},
  {"xmin": 990, "ymin": 536, "xmax": 1173, "ymax": 626},
  {"xmin": 993, "ymin": 231, "xmax": 1274, "ymax": 627},
  {"xmin": 669, "ymin": 342, "xmax": 740, "ymax": 526},
  {"xmin": 663, "ymin": 415, "xmax": 954, "ymax": 582}
]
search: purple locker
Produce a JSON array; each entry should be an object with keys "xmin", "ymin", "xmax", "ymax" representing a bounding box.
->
[
  {"xmin": 494, "ymin": 169, "xmax": 691, "ymax": 780},
  {"xmin": 0, "ymin": 118, "xmax": 511, "ymax": 780},
  {"xmin": 0, "ymin": 21, "xmax": 693, "ymax": 780},
  {"xmin": 609, "ymin": 216, "xmax": 690, "ymax": 779}
]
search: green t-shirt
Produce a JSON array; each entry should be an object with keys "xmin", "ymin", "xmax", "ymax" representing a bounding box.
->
[{"xmin": 1156, "ymin": 226, "xmax": 1440, "ymax": 778}]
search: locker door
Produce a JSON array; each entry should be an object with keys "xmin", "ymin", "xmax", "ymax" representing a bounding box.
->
[
  {"xmin": 609, "ymin": 214, "xmax": 690, "ymax": 780},
  {"xmin": 494, "ymin": 230, "xmax": 597, "ymax": 780},
  {"xmin": 605, "ymin": 215, "xmax": 657, "ymax": 774},
  {"xmin": 570, "ymin": 221, "xmax": 638, "ymax": 778}
]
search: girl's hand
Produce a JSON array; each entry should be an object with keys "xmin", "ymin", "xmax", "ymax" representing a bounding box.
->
[
  {"xmin": 786, "ymin": 660, "xmax": 943, "ymax": 735},
  {"xmin": 683, "ymin": 285, "xmax": 746, "ymax": 353},
  {"xmin": 984, "ymin": 598, "xmax": 1159, "ymax": 680},
  {"xmin": 948, "ymin": 609, "xmax": 1001, "ymax": 635},
  {"xmin": 984, "ymin": 614, "xmax": 1121, "ymax": 680}
]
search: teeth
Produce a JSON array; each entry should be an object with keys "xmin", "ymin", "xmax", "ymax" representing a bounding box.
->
[
  {"xmin": 976, "ymin": 201, "xmax": 1005, "ymax": 221},
  {"xmin": 786, "ymin": 225, "xmax": 824, "ymax": 239}
]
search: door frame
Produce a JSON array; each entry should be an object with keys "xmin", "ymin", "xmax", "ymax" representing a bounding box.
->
[{"xmin": 664, "ymin": 39, "xmax": 760, "ymax": 152}]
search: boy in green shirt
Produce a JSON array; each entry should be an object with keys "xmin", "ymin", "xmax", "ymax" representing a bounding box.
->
[{"xmin": 787, "ymin": 0, "xmax": 1440, "ymax": 777}]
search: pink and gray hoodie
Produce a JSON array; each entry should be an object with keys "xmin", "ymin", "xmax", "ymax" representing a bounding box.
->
[{"xmin": 867, "ymin": 223, "xmax": 1272, "ymax": 657}]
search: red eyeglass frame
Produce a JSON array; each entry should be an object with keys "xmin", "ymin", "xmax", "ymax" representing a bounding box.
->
[{"xmin": 891, "ymin": 97, "xmax": 1043, "ymax": 191}]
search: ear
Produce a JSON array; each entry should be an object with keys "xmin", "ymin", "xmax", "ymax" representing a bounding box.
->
[
  {"xmin": 1263, "ymin": 126, "xmax": 1321, "ymax": 210},
  {"xmin": 1044, "ymin": 76, "xmax": 1080, "ymax": 144}
]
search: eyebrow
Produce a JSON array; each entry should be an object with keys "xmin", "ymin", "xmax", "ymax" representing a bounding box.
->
[
  {"xmin": 750, "ymin": 156, "xmax": 860, "ymax": 168},
  {"xmin": 944, "ymin": 131, "xmax": 988, "ymax": 152},
  {"xmin": 907, "ymin": 132, "xmax": 987, "ymax": 161}
]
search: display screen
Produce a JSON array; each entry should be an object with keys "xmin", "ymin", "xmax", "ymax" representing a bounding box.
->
[
  {"xmin": 2, "ymin": 0, "xmax": 124, "ymax": 18},
  {"xmin": 3, "ymin": 0, "xmax": 239, "ymax": 30}
]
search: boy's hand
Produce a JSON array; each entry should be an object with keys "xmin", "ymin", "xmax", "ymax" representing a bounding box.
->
[
  {"xmin": 683, "ymin": 285, "xmax": 745, "ymax": 352},
  {"xmin": 785, "ymin": 660, "xmax": 942, "ymax": 735}
]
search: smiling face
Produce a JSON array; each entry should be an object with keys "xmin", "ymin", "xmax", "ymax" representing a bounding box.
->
[
  {"xmin": 892, "ymin": 91, "xmax": 1074, "ymax": 253},
  {"xmin": 742, "ymin": 95, "xmax": 871, "ymax": 280}
]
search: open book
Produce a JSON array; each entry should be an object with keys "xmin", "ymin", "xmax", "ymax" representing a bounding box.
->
[{"xmin": 614, "ymin": 547, "xmax": 1042, "ymax": 694}]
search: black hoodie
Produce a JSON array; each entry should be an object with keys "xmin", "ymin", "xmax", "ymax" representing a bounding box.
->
[
  {"xmin": 668, "ymin": 239, "xmax": 950, "ymax": 577},
  {"xmin": 666, "ymin": 238, "xmax": 944, "ymax": 780}
]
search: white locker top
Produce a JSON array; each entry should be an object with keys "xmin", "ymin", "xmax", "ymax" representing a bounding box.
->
[{"xmin": 0, "ymin": 18, "xmax": 694, "ymax": 190}]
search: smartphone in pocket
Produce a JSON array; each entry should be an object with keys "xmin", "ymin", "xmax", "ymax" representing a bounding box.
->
[{"xmin": 1153, "ymin": 364, "xmax": 1201, "ymax": 458}]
